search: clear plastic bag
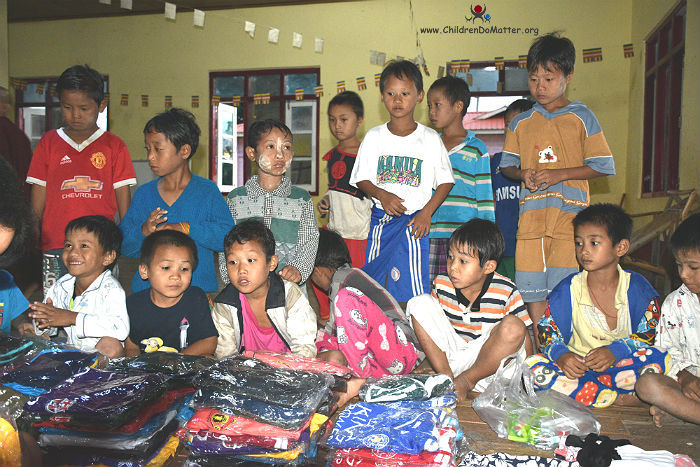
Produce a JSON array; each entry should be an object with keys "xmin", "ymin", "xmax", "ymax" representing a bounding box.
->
[{"xmin": 472, "ymin": 352, "xmax": 601, "ymax": 450}]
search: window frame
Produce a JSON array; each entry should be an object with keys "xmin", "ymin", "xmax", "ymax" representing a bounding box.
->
[
  {"xmin": 451, "ymin": 60, "xmax": 530, "ymax": 97},
  {"xmin": 208, "ymin": 67, "xmax": 321, "ymax": 195},
  {"xmin": 641, "ymin": 0, "xmax": 685, "ymax": 195}
]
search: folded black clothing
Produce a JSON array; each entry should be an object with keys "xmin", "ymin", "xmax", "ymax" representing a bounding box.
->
[
  {"xmin": 107, "ymin": 352, "xmax": 216, "ymax": 384},
  {"xmin": 0, "ymin": 334, "xmax": 34, "ymax": 365}
]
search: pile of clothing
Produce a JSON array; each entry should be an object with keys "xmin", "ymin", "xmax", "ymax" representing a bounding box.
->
[
  {"xmin": 184, "ymin": 353, "xmax": 346, "ymax": 466},
  {"xmin": 326, "ymin": 374, "xmax": 465, "ymax": 467}
]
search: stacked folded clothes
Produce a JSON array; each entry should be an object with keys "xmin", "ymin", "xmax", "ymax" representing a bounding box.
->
[
  {"xmin": 326, "ymin": 374, "xmax": 465, "ymax": 467},
  {"xmin": 185, "ymin": 355, "xmax": 339, "ymax": 465}
]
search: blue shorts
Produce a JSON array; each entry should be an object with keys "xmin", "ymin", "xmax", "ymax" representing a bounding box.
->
[{"xmin": 363, "ymin": 207, "xmax": 429, "ymax": 303}]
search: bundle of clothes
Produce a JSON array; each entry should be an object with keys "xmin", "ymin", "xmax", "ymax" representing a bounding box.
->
[{"xmin": 325, "ymin": 373, "xmax": 466, "ymax": 467}]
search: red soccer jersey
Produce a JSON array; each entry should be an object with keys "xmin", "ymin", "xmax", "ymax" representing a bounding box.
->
[{"xmin": 26, "ymin": 128, "xmax": 136, "ymax": 250}]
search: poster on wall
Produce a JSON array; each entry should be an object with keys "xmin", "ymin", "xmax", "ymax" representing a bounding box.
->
[{"xmin": 217, "ymin": 103, "xmax": 237, "ymax": 193}]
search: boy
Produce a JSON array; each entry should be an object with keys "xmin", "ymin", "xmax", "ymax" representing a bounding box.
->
[
  {"xmin": 490, "ymin": 99, "xmax": 534, "ymax": 280},
  {"xmin": 28, "ymin": 215, "xmax": 129, "ymax": 358},
  {"xmin": 526, "ymin": 204, "xmax": 667, "ymax": 407},
  {"xmin": 499, "ymin": 33, "xmax": 616, "ymax": 344},
  {"xmin": 350, "ymin": 60, "xmax": 454, "ymax": 303},
  {"xmin": 636, "ymin": 213, "xmax": 700, "ymax": 426},
  {"xmin": 124, "ymin": 230, "xmax": 218, "ymax": 356},
  {"xmin": 407, "ymin": 219, "xmax": 533, "ymax": 401},
  {"xmin": 26, "ymin": 65, "xmax": 136, "ymax": 296},
  {"xmin": 220, "ymin": 119, "xmax": 319, "ymax": 285},
  {"xmin": 312, "ymin": 228, "xmax": 423, "ymax": 380},
  {"xmin": 120, "ymin": 108, "xmax": 234, "ymax": 294},
  {"xmin": 212, "ymin": 220, "xmax": 317, "ymax": 359},
  {"xmin": 427, "ymin": 76, "xmax": 494, "ymax": 283},
  {"xmin": 318, "ymin": 91, "xmax": 373, "ymax": 267}
]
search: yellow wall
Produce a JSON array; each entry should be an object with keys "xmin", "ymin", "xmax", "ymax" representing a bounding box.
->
[
  {"xmin": 6, "ymin": 0, "xmax": 696, "ymax": 212},
  {"xmin": 0, "ymin": 0, "xmax": 8, "ymax": 87}
]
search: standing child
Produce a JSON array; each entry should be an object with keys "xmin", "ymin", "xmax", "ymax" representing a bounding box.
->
[
  {"xmin": 636, "ymin": 213, "xmax": 700, "ymax": 426},
  {"xmin": 499, "ymin": 33, "xmax": 616, "ymax": 346},
  {"xmin": 220, "ymin": 120, "xmax": 319, "ymax": 285},
  {"xmin": 427, "ymin": 76, "xmax": 494, "ymax": 283},
  {"xmin": 28, "ymin": 215, "xmax": 129, "ymax": 358},
  {"xmin": 212, "ymin": 220, "xmax": 317, "ymax": 359},
  {"xmin": 526, "ymin": 204, "xmax": 667, "ymax": 407},
  {"xmin": 407, "ymin": 219, "xmax": 532, "ymax": 401},
  {"xmin": 124, "ymin": 230, "xmax": 218, "ymax": 356},
  {"xmin": 120, "ymin": 108, "xmax": 234, "ymax": 294},
  {"xmin": 490, "ymin": 99, "xmax": 533, "ymax": 280},
  {"xmin": 350, "ymin": 60, "xmax": 454, "ymax": 303},
  {"xmin": 26, "ymin": 65, "xmax": 136, "ymax": 296}
]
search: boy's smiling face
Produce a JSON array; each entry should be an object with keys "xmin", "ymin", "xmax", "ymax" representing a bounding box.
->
[
  {"xmin": 62, "ymin": 228, "xmax": 115, "ymax": 285},
  {"xmin": 246, "ymin": 128, "xmax": 293, "ymax": 178},
  {"xmin": 675, "ymin": 248, "xmax": 700, "ymax": 295},
  {"xmin": 381, "ymin": 75, "xmax": 424, "ymax": 120},
  {"xmin": 226, "ymin": 239, "xmax": 278, "ymax": 298}
]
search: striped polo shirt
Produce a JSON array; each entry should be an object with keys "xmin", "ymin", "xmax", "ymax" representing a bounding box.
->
[{"xmin": 432, "ymin": 272, "xmax": 531, "ymax": 342}]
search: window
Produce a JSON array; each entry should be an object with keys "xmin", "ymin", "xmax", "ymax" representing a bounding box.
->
[
  {"xmin": 450, "ymin": 60, "xmax": 530, "ymax": 99},
  {"xmin": 13, "ymin": 77, "xmax": 109, "ymax": 151},
  {"xmin": 209, "ymin": 68, "xmax": 320, "ymax": 195},
  {"xmin": 642, "ymin": 1, "xmax": 685, "ymax": 194}
]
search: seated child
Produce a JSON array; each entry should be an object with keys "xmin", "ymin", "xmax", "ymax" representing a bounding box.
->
[
  {"xmin": 29, "ymin": 215, "xmax": 128, "ymax": 358},
  {"xmin": 427, "ymin": 75, "xmax": 494, "ymax": 283},
  {"xmin": 0, "ymin": 158, "xmax": 33, "ymax": 336},
  {"xmin": 124, "ymin": 230, "xmax": 218, "ymax": 356},
  {"xmin": 120, "ymin": 108, "xmax": 234, "ymax": 294},
  {"xmin": 636, "ymin": 213, "xmax": 700, "ymax": 426},
  {"xmin": 212, "ymin": 220, "xmax": 317, "ymax": 359},
  {"xmin": 312, "ymin": 228, "xmax": 424, "ymax": 380},
  {"xmin": 526, "ymin": 204, "xmax": 668, "ymax": 407},
  {"xmin": 220, "ymin": 120, "xmax": 319, "ymax": 285},
  {"xmin": 407, "ymin": 218, "xmax": 533, "ymax": 401}
]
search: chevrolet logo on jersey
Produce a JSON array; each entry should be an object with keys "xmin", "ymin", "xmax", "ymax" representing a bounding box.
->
[{"xmin": 61, "ymin": 176, "xmax": 104, "ymax": 193}]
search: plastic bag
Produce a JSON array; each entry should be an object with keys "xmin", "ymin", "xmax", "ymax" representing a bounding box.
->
[
  {"xmin": 107, "ymin": 352, "xmax": 216, "ymax": 385},
  {"xmin": 0, "ymin": 385, "xmax": 29, "ymax": 421},
  {"xmin": 472, "ymin": 352, "xmax": 601, "ymax": 450},
  {"xmin": 242, "ymin": 349, "xmax": 356, "ymax": 377},
  {"xmin": 359, "ymin": 373, "xmax": 454, "ymax": 403}
]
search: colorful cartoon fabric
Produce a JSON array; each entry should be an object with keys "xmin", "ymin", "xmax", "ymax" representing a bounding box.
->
[
  {"xmin": 359, "ymin": 374, "xmax": 454, "ymax": 403},
  {"xmin": 526, "ymin": 347, "xmax": 670, "ymax": 407}
]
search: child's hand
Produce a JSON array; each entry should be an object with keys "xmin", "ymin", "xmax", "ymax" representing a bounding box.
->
[
  {"xmin": 533, "ymin": 169, "xmax": 565, "ymax": 190},
  {"xmin": 584, "ymin": 346, "xmax": 616, "ymax": 372},
  {"xmin": 679, "ymin": 371, "xmax": 700, "ymax": 402},
  {"xmin": 520, "ymin": 168, "xmax": 538, "ymax": 191},
  {"xmin": 142, "ymin": 207, "xmax": 168, "ymax": 236},
  {"xmin": 407, "ymin": 210, "xmax": 431, "ymax": 239},
  {"xmin": 28, "ymin": 298, "xmax": 77, "ymax": 328},
  {"xmin": 317, "ymin": 196, "xmax": 330, "ymax": 216},
  {"xmin": 377, "ymin": 192, "xmax": 406, "ymax": 217},
  {"xmin": 279, "ymin": 265, "xmax": 302, "ymax": 284},
  {"xmin": 14, "ymin": 322, "xmax": 35, "ymax": 337},
  {"xmin": 556, "ymin": 351, "xmax": 587, "ymax": 379}
]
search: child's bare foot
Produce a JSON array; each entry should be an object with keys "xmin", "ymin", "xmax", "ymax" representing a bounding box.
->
[
  {"xmin": 613, "ymin": 393, "xmax": 646, "ymax": 407},
  {"xmin": 649, "ymin": 405, "xmax": 683, "ymax": 428},
  {"xmin": 454, "ymin": 373, "xmax": 476, "ymax": 402},
  {"xmin": 335, "ymin": 377, "xmax": 366, "ymax": 407}
]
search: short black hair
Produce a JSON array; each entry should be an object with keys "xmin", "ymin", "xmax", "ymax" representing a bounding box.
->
[
  {"xmin": 139, "ymin": 230, "xmax": 198, "ymax": 271},
  {"xmin": 428, "ymin": 76, "xmax": 470, "ymax": 117},
  {"xmin": 329, "ymin": 91, "xmax": 364, "ymax": 119},
  {"xmin": 0, "ymin": 158, "xmax": 34, "ymax": 269},
  {"xmin": 56, "ymin": 65, "xmax": 104, "ymax": 106},
  {"xmin": 670, "ymin": 213, "xmax": 700, "ymax": 256},
  {"xmin": 506, "ymin": 98, "xmax": 534, "ymax": 115},
  {"xmin": 573, "ymin": 203, "xmax": 633, "ymax": 246},
  {"xmin": 224, "ymin": 220, "xmax": 276, "ymax": 262},
  {"xmin": 380, "ymin": 60, "xmax": 423, "ymax": 94},
  {"xmin": 247, "ymin": 119, "xmax": 293, "ymax": 151},
  {"xmin": 449, "ymin": 219, "xmax": 504, "ymax": 267},
  {"xmin": 144, "ymin": 108, "xmax": 200, "ymax": 158},
  {"xmin": 314, "ymin": 229, "xmax": 351, "ymax": 270},
  {"xmin": 527, "ymin": 32, "xmax": 576, "ymax": 76},
  {"xmin": 65, "ymin": 215, "xmax": 122, "ymax": 269}
]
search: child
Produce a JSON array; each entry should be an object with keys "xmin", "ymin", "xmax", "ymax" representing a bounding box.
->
[
  {"xmin": 636, "ymin": 213, "xmax": 700, "ymax": 426},
  {"xmin": 0, "ymin": 158, "xmax": 33, "ymax": 336},
  {"xmin": 312, "ymin": 228, "xmax": 423, "ymax": 380},
  {"xmin": 350, "ymin": 60, "xmax": 454, "ymax": 303},
  {"xmin": 212, "ymin": 220, "xmax": 317, "ymax": 359},
  {"xmin": 318, "ymin": 91, "xmax": 373, "ymax": 267},
  {"xmin": 220, "ymin": 119, "xmax": 319, "ymax": 285},
  {"xmin": 526, "ymin": 204, "xmax": 667, "ymax": 408},
  {"xmin": 427, "ymin": 76, "xmax": 494, "ymax": 283},
  {"xmin": 499, "ymin": 33, "xmax": 616, "ymax": 343},
  {"xmin": 26, "ymin": 65, "xmax": 136, "ymax": 297},
  {"xmin": 28, "ymin": 215, "xmax": 129, "ymax": 358},
  {"xmin": 124, "ymin": 230, "xmax": 218, "ymax": 356},
  {"xmin": 120, "ymin": 108, "xmax": 234, "ymax": 294},
  {"xmin": 407, "ymin": 219, "xmax": 533, "ymax": 401},
  {"xmin": 490, "ymin": 99, "xmax": 534, "ymax": 280}
]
